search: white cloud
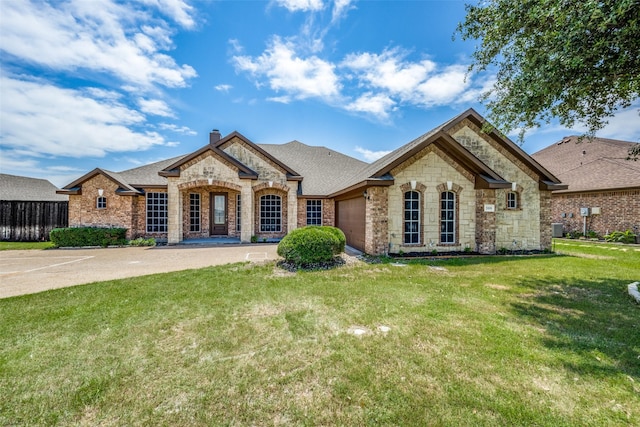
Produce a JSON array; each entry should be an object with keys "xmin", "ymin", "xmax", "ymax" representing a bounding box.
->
[
  {"xmin": 354, "ymin": 146, "xmax": 391, "ymax": 162},
  {"xmin": 233, "ymin": 37, "xmax": 341, "ymax": 101},
  {"xmin": 0, "ymin": 76, "xmax": 169, "ymax": 158},
  {"xmin": 332, "ymin": 0, "xmax": 355, "ymax": 23},
  {"xmin": 158, "ymin": 123, "xmax": 197, "ymax": 135},
  {"xmin": 138, "ymin": 98, "xmax": 175, "ymax": 117},
  {"xmin": 345, "ymin": 93, "xmax": 395, "ymax": 120},
  {"xmin": 215, "ymin": 84, "xmax": 233, "ymax": 92},
  {"xmin": 0, "ymin": 0, "xmax": 197, "ymax": 89},
  {"xmin": 139, "ymin": 0, "xmax": 197, "ymax": 29},
  {"xmin": 273, "ymin": 0, "xmax": 325, "ymax": 12}
]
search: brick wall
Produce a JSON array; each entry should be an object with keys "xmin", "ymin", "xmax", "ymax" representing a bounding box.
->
[
  {"xmin": 68, "ymin": 174, "xmax": 138, "ymax": 239},
  {"xmin": 364, "ymin": 186, "xmax": 389, "ymax": 255},
  {"xmin": 551, "ymin": 190, "xmax": 640, "ymax": 236},
  {"xmin": 475, "ymin": 189, "xmax": 497, "ymax": 254},
  {"xmin": 296, "ymin": 198, "xmax": 336, "ymax": 227}
]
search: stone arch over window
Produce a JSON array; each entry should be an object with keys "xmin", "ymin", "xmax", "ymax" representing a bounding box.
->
[
  {"xmin": 436, "ymin": 182, "xmax": 462, "ymax": 245},
  {"xmin": 399, "ymin": 181, "xmax": 426, "ymax": 245},
  {"xmin": 253, "ymin": 187, "xmax": 288, "ymax": 238}
]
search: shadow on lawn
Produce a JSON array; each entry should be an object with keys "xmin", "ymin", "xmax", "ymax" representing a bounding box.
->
[{"xmin": 511, "ymin": 276, "xmax": 640, "ymax": 380}]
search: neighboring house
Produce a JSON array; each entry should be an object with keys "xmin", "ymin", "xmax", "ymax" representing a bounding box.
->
[
  {"xmin": 58, "ymin": 109, "xmax": 566, "ymax": 254},
  {"xmin": 0, "ymin": 173, "xmax": 69, "ymax": 241},
  {"xmin": 532, "ymin": 136, "xmax": 640, "ymax": 237}
]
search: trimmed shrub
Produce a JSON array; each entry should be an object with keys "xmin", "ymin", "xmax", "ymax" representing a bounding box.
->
[
  {"xmin": 322, "ymin": 226, "xmax": 346, "ymax": 254},
  {"xmin": 129, "ymin": 237, "xmax": 156, "ymax": 247},
  {"xmin": 277, "ymin": 226, "xmax": 344, "ymax": 266},
  {"xmin": 50, "ymin": 227, "xmax": 128, "ymax": 248}
]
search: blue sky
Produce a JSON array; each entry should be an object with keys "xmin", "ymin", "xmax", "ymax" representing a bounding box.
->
[{"xmin": 1, "ymin": 0, "xmax": 639, "ymax": 188}]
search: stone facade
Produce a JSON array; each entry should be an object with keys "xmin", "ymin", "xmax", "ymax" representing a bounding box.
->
[
  {"xmin": 449, "ymin": 122, "xmax": 549, "ymax": 251},
  {"xmin": 60, "ymin": 109, "xmax": 561, "ymax": 255},
  {"xmin": 387, "ymin": 147, "xmax": 476, "ymax": 253},
  {"xmin": 550, "ymin": 190, "xmax": 640, "ymax": 237}
]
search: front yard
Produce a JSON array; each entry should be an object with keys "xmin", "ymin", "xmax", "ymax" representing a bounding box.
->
[{"xmin": 1, "ymin": 240, "xmax": 638, "ymax": 425}]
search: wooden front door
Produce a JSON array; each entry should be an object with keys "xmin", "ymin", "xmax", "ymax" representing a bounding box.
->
[{"xmin": 210, "ymin": 192, "xmax": 228, "ymax": 235}]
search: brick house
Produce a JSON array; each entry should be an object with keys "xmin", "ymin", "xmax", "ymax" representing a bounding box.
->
[
  {"xmin": 58, "ymin": 109, "xmax": 566, "ymax": 254},
  {"xmin": 532, "ymin": 136, "xmax": 640, "ymax": 237}
]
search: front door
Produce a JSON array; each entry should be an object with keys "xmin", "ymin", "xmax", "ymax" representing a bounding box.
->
[{"xmin": 210, "ymin": 192, "xmax": 228, "ymax": 235}]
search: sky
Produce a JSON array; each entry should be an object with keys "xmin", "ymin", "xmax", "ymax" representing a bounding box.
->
[{"xmin": 1, "ymin": 0, "xmax": 639, "ymax": 188}]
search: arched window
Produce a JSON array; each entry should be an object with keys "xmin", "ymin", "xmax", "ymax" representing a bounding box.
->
[
  {"xmin": 96, "ymin": 196, "xmax": 107, "ymax": 209},
  {"xmin": 260, "ymin": 194, "xmax": 281, "ymax": 232},
  {"xmin": 440, "ymin": 191, "xmax": 456, "ymax": 244},
  {"xmin": 404, "ymin": 191, "xmax": 420, "ymax": 244}
]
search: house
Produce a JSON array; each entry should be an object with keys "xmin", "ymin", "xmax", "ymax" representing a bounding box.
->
[
  {"xmin": 0, "ymin": 173, "xmax": 69, "ymax": 241},
  {"xmin": 531, "ymin": 136, "xmax": 640, "ymax": 237},
  {"xmin": 57, "ymin": 109, "xmax": 566, "ymax": 254}
]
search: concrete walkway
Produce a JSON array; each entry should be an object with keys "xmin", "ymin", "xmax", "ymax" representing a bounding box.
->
[{"xmin": 0, "ymin": 244, "xmax": 279, "ymax": 299}]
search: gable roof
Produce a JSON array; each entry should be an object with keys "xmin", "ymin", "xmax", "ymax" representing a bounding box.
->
[
  {"xmin": 0, "ymin": 173, "xmax": 68, "ymax": 201},
  {"xmin": 258, "ymin": 141, "xmax": 368, "ymax": 196},
  {"xmin": 532, "ymin": 136, "xmax": 640, "ymax": 193},
  {"xmin": 58, "ymin": 155, "xmax": 187, "ymax": 195},
  {"xmin": 328, "ymin": 108, "xmax": 566, "ymax": 197}
]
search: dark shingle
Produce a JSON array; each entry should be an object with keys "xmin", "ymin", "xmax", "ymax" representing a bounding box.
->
[
  {"xmin": 532, "ymin": 136, "xmax": 640, "ymax": 192},
  {"xmin": 0, "ymin": 174, "xmax": 68, "ymax": 201}
]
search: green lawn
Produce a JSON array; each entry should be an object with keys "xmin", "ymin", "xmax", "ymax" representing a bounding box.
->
[
  {"xmin": 0, "ymin": 241, "xmax": 55, "ymax": 251},
  {"xmin": 1, "ymin": 240, "xmax": 638, "ymax": 426}
]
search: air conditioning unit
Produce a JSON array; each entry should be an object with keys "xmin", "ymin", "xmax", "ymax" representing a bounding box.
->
[{"xmin": 552, "ymin": 223, "xmax": 564, "ymax": 238}]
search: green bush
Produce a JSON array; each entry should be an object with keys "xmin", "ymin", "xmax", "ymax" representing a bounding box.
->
[
  {"xmin": 604, "ymin": 230, "xmax": 637, "ymax": 244},
  {"xmin": 129, "ymin": 237, "xmax": 156, "ymax": 247},
  {"xmin": 277, "ymin": 226, "xmax": 344, "ymax": 266},
  {"xmin": 321, "ymin": 226, "xmax": 346, "ymax": 254},
  {"xmin": 50, "ymin": 227, "xmax": 128, "ymax": 248}
]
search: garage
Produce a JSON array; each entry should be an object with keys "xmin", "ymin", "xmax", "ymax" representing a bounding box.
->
[{"xmin": 336, "ymin": 196, "xmax": 366, "ymax": 252}]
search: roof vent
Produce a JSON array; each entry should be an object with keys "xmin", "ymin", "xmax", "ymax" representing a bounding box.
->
[{"xmin": 210, "ymin": 129, "xmax": 221, "ymax": 144}]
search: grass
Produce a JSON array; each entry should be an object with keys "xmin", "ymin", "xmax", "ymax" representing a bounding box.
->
[
  {"xmin": 1, "ymin": 240, "xmax": 638, "ymax": 426},
  {"xmin": 0, "ymin": 241, "xmax": 55, "ymax": 250}
]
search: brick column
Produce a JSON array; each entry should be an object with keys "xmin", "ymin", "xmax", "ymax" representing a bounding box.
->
[
  {"xmin": 475, "ymin": 189, "xmax": 496, "ymax": 254},
  {"xmin": 539, "ymin": 191, "xmax": 552, "ymax": 250},
  {"xmin": 365, "ymin": 186, "xmax": 389, "ymax": 255}
]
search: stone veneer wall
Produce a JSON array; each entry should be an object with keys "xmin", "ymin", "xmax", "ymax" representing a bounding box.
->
[
  {"xmin": 550, "ymin": 190, "xmax": 640, "ymax": 237},
  {"xmin": 449, "ymin": 120, "xmax": 543, "ymax": 250},
  {"xmin": 364, "ymin": 186, "xmax": 389, "ymax": 255},
  {"xmin": 386, "ymin": 146, "xmax": 476, "ymax": 254},
  {"xmin": 68, "ymin": 174, "xmax": 138, "ymax": 239}
]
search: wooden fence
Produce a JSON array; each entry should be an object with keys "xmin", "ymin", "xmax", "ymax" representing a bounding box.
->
[{"xmin": 0, "ymin": 201, "xmax": 68, "ymax": 241}]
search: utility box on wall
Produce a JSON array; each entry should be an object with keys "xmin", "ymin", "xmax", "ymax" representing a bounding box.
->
[
  {"xmin": 552, "ymin": 223, "xmax": 564, "ymax": 238},
  {"xmin": 580, "ymin": 207, "xmax": 590, "ymax": 217}
]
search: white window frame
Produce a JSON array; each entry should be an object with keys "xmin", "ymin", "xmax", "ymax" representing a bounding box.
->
[
  {"xmin": 260, "ymin": 195, "xmax": 281, "ymax": 232},
  {"xmin": 440, "ymin": 191, "xmax": 456, "ymax": 244},
  {"xmin": 403, "ymin": 191, "xmax": 420, "ymax": 244},
  {"xmin": 146, "ymin": 192, "xmax": 168, "ymax": 233},
  {"xmin": 189, "ymin": 193, "xmax": 200, "ymax": 232}
]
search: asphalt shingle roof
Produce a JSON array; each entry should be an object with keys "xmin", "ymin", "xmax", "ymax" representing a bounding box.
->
[
  {"xmin": 0, "ymin": 174, "xmax": 68, "ymax": 201},
  {"xmin": 531, "ymin": 136, "xmax": 640, "ymax": 193},
  {"xmin": 258, "ymin": 141, "xmax": 368, "ymax": 195}
]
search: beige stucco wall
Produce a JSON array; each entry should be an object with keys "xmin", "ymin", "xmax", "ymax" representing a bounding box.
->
[
  {"xmin": 387, "ymin": 148, "xmax": 476, "ymax": 253},
  {"xmin": 450, "ymin": 122, "xmax": 543, "ymax": 251}
]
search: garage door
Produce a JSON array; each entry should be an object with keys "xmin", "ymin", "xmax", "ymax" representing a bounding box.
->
[{"xmin": 336, "ymin": 197, "xmax": 366, "ymax": 252}]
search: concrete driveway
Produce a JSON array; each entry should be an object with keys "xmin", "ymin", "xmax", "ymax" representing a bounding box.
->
[{"xmin": 0, "ymin": 244, "xmax": 279, "ymax": 299}]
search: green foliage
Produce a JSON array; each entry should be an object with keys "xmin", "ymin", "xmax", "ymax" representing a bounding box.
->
[
  {"xmin": 250, "ymin": 235, "xmax": 258, "ymax": 243},
  {"xmin": 457, "ymin": 0, "xmax": 640, "ymax": 143},
  {"xmin": 604, "ymin": 230, "xmax": 637, "ymax": 244},
  {"xmin": 129, "ymin": 237, "xmax": 156, "ymax": 247},
  {"xmin": 0, "ymin": 241, "xmax": 55, "ymax": 251},
  {"xmin": 277, "ymin": 226, "xmax": 343, "ymax": 266},
  {"xmin": 49, "ymin": 227, "xmax": 128, "ymax": 248},
  {"xmin": 320, "ymin": 226, "xmax": 346, "ymax": 254}
]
